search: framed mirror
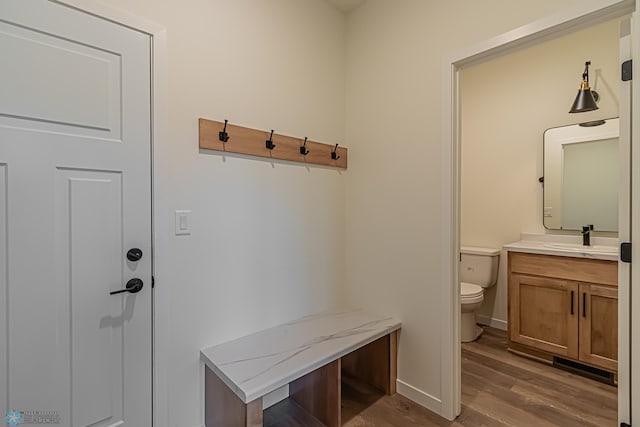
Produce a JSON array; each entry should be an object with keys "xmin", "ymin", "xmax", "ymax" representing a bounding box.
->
[{"xmin": 543, "ymin": 117, "xmax": 619, "ymax": 232}]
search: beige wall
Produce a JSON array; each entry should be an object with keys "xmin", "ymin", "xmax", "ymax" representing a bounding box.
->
[
  {"xmin": 95, "ymin": 1, "xmax": 346, "ymax": 426},
  {"xmin": 460, "ymin": 19, "xmax": 620, "ymax": 328},
  {"xmin": 70, "ymin": 0, "xmax": 625, "ymax": 423},
  {"xmin": 344, "ymin": 0, "xmax": 590, "ymax": 411}
]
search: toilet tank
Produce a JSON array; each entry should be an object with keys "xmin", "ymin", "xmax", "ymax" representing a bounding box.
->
[{"xmin": 459, "ymin": 246, "xmax": 501, "ymax": 288}]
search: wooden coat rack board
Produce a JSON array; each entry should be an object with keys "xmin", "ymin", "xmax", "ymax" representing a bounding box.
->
[{"xmin": 199, "ymin": 118, "xmax": 348, "ymax": 169}]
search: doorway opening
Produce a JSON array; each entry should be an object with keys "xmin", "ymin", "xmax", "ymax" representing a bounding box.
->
[{"xmin": 441, "ymin": 1, "xmax": 636, "ymax": 424}]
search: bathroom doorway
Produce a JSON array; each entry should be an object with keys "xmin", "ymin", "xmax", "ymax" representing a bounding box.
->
[{"xmin": 442, "ymin": 1, "xmax": 636, "ymax": 424}]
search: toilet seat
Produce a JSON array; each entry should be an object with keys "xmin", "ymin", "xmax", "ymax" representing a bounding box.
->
[{"xmin": 460, "ymin": 282, "xmax": 484, "ymax": 304}]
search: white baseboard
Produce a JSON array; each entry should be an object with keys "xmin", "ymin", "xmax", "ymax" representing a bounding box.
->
[
  {"xmin": 396, "ymin": 379, "xmax": 442, "ymax": 415},
  {"xmin": 477, "ymin": 315, "xmax": 507, "ymax": 331}
]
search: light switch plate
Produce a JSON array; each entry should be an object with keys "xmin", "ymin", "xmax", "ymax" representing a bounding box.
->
[{"xmin": 175, "ymin": 210, "xmax": 192, "ymax": 235}]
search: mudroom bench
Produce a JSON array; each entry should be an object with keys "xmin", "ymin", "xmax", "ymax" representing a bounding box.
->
[{"xmin": 200, "ymin": 308, "xmax": 401, "ymax": 427}]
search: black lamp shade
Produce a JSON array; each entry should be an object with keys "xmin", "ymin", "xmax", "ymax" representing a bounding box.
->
[{"xmin": 569, "ymin": 83, "xmax": 599, "ymax": 113}]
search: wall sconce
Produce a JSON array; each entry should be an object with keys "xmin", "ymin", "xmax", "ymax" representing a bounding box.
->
[{"xmin": 569, "ymin": 61, "xmax": 599, "ymax": 113}]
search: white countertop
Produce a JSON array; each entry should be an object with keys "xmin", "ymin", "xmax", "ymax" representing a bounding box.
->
[
  {"xmin": 503, "ymin": 233, "xmax": 618, "ymax": 261},
  {"xmin": 200, "ymin": 308, "xmax": 401, "ymax": 404}
]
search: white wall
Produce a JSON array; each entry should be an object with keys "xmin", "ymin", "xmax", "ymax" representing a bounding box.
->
[
  {"xmin": 95, "ymin": 1, "xmax": 347, "ymax": 426},
  {"xmin": 69, "ymin": 0, "xmax": 628, "ymax": 423},
  {"xmin": 343, "ymin": 0, "xmax": 589, "ymax": 413},
  {"xmin": 460, "ymin": 19, "xmax": 620, "ymax": 328}
]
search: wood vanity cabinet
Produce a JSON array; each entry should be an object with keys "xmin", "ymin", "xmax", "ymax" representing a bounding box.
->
[{"xmin": 508, "ymin": 251, "xmax": 618, "ymax": 373}]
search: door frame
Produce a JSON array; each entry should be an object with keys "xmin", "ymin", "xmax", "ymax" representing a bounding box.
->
[
  {"xmin": 50, "ymin": 1, "xmax": 168, "ymax": 426},
  {"xmin": 631, "ymin": 8, "xmax": 640, "ymax": 425},
  {"xmin": 441, "ymin": 0, "xmax": 636, "ymax": 421},
  {"xmin": 619, "ymin": 20, "xmax": 632, "ymax": 423}
]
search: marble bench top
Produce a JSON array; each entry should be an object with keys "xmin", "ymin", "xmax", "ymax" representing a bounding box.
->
[{"xmin": 200, "ymin": 308, "xmax": 401, "ymax": 403}]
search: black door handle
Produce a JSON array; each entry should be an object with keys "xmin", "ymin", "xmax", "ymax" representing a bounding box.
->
[
  {"xmin": 583, "ymin": 292, "xmax": 587, "ymax": 317},
  {"xmin": 110, "ymin": 278, "xmax": 144, "ymax": 295},
  {"xmin": 127, "ymin": 248, "xmax": 143, "ymax": 262}
]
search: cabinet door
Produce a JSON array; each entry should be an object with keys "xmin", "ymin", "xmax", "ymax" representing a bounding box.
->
[
  {"xmin": 579, "ymin": 284, "xmax": 618, "ymax": 372},
  {"xmin": 509, "ymin": 274, "xmax": 579, "ymax": 359}
]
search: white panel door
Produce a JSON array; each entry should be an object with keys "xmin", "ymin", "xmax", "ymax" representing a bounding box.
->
[{"xmin": 0, "ymin": 1, "xmax": 152, "ymax": 426}]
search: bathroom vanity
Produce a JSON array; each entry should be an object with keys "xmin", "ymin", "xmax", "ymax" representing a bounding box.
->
[{"xmin": 505, "ymin": 236, "xmax": 618, "ymax": 376}]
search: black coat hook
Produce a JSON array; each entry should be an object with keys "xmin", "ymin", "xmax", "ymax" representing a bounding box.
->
[
  {"xmin": 331, "ymin": 144, "xmax": 340, "ymax": 160},
  {"xmin": 219, "ymin": 119, "xmax": 230, "ymax": 142},
  {"xmin": 266, "ymin": 130, "xmax": 276, "ymax": 150},
  {"xmin": 300, "ymin": 137, "xmax": 309, "ymax": 155}
]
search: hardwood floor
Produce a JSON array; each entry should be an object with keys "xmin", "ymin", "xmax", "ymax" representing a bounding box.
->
[{"xmin": 341, "ymin": 326, "xmax": 617, "ymax": 427}]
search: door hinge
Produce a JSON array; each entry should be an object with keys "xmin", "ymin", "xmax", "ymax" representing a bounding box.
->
[
  {"xmin": 622, "ymin": 59, "xmax": 632, "ymax": 81},
  {"xmin": 621, "ymin": 242, "xmax": 632, "ymax": 263}
]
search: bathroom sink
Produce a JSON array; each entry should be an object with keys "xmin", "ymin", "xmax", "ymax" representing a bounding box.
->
[{"xmin": 543, "ymin": 242, "xmax": 618, "ymax": 254}]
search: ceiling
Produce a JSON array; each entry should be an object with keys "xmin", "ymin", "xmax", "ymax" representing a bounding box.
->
[{"xmin": 325, "ymin": 0, "xmax": 367, "ymax": 13}]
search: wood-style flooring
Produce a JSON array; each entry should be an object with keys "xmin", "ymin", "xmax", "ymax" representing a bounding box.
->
[{"xmin": 341, "ymin": 326, "xmax": 617, "ymax": 427}]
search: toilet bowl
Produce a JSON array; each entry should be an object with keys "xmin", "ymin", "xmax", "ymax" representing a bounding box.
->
[
  {"xmin": 459, "ymin": 246, "xmax": 500, "ymax": 343},
  {"xmin": 460, "ymin": 282, "xmax": 484, "ymax": 342}
]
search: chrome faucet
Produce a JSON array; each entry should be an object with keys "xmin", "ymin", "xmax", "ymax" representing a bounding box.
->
[{"xmin": 582, "ymin": 224, "xmax": 594, "ymax": 246}]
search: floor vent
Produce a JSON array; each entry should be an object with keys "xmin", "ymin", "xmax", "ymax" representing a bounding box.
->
[{"xmin": 553, "ymin": 357, "xmax": 615, "ymax": 385}]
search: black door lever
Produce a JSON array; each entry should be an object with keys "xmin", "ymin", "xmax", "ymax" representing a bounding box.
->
[{"xmin": 110, "ymin": 278, "xmax": 144, "ymax": 295}]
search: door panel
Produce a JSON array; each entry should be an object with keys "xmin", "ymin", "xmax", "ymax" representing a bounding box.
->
[
  {"xmin": 509, "ymin": 274, "xmax": 579, "ymax": 358},
  {"xmin": 0, "ymin": 163, "xmax": 6, "ymax": 416},
  {"xmin": 63, "ymin": 170, "xmax": 124, "ymax": 426},
  {"xmin": 0, "ymin": 20, "xmax": 121, "ymax": 135},
  {"xmin": 579, "ymin": 284, "xmax": 618, "ymax": 372},
  {"xmin": 0, "ymin": 1, "xmax": 151, "ymax": 425}
]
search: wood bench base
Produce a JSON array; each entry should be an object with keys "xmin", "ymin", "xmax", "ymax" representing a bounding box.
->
[{"xmin": 205, "ymin": 331, "xmax": 397, "ymax": 427}]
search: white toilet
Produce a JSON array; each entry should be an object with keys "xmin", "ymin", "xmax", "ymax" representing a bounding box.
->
[{"xmin": 459, "ymin": 246, "xmax": 500, "ymax": 342}]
